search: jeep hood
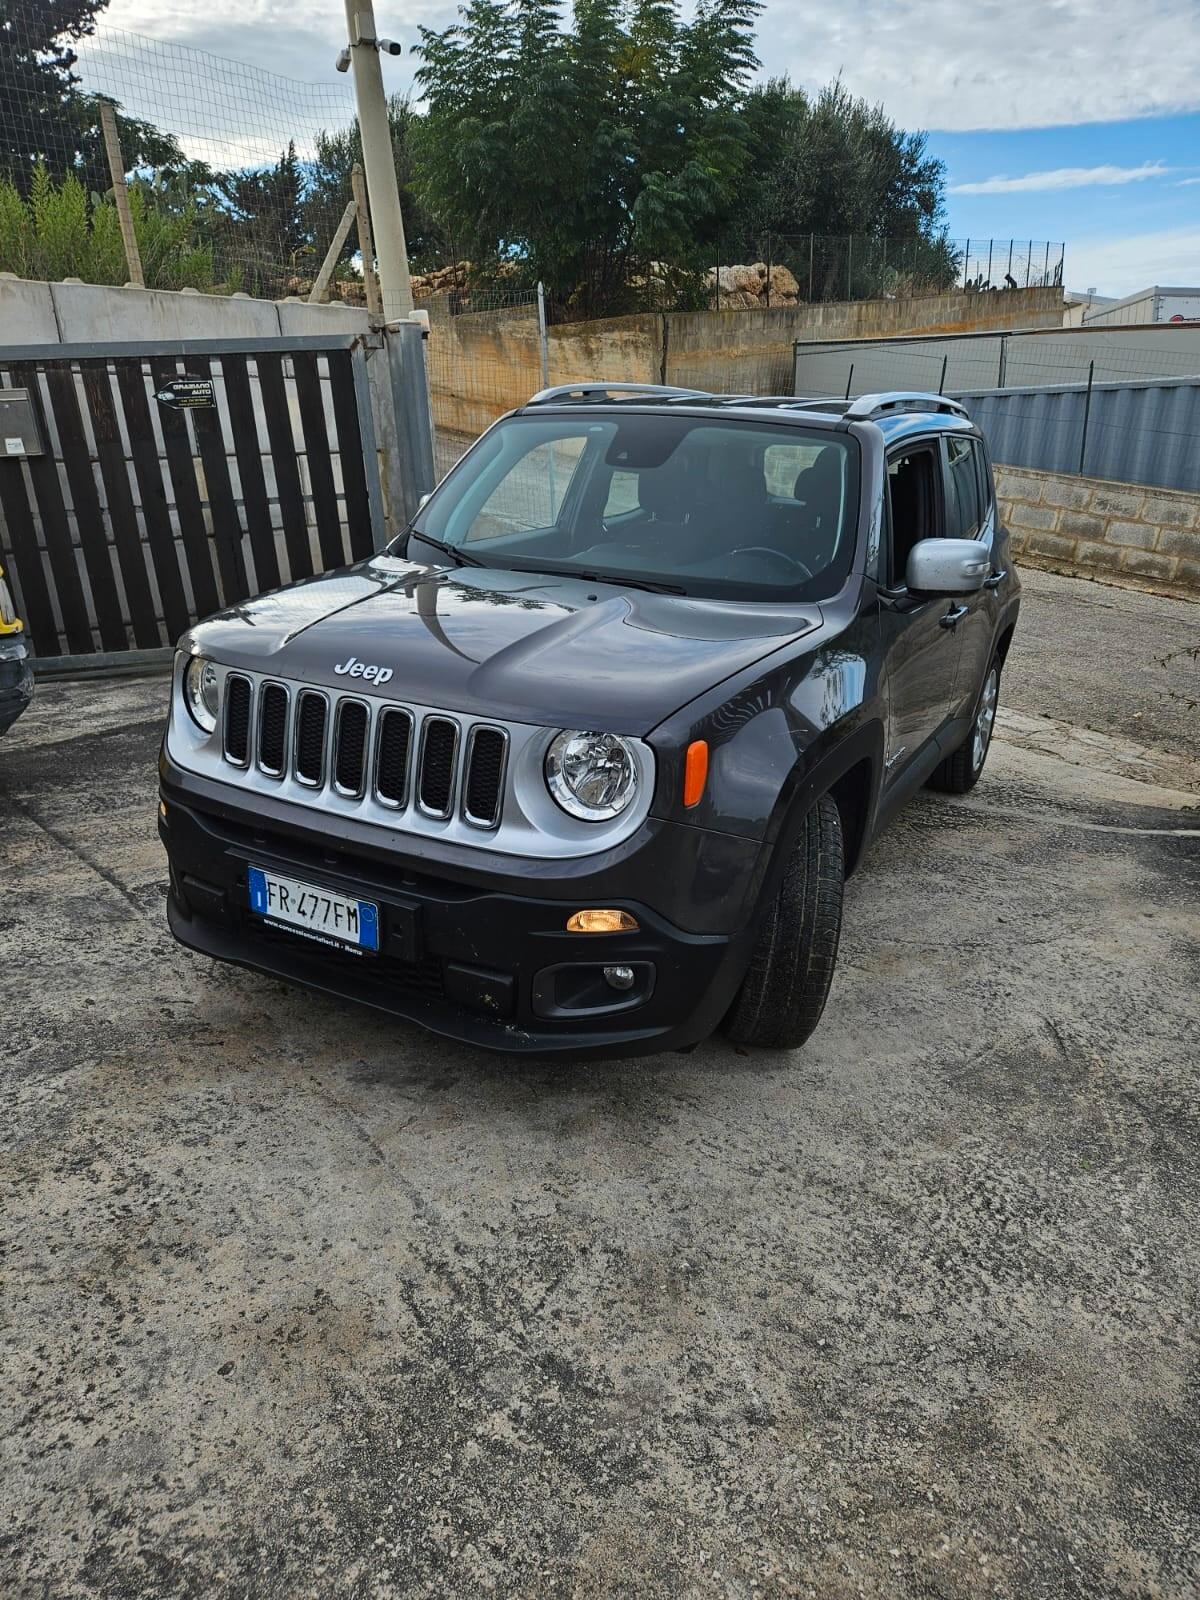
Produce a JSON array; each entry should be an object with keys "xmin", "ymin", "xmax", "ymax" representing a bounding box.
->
[{"xmin": 184, "ymin": 557, "xmax": 821, "ymax": 734}]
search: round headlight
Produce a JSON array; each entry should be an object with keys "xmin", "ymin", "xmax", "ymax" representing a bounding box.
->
[
  {"xmin": 184, "ymin": 656, "xmax": 220, "ymax": 733},
  {"xmin": 545, "ymin": 730, "xmax": 638, "ymax": 821}
]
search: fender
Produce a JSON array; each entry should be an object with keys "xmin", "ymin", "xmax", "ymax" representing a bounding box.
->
[{"xmin": 742, "ymin": 718, "xmax": 884, "ymax": 925}]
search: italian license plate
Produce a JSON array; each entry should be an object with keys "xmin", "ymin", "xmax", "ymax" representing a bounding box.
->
[{"xmin": 247, "ymin": 866, "xmax": 379, "ymax": 954}]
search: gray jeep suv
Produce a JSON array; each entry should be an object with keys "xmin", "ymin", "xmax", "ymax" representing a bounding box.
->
[{"xmin": 159, "ymin": 386, "xmax": 1019, "ymax": 1057}]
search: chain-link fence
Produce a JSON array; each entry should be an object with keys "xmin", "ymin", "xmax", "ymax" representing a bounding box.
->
[
  {"xmin": 0, "ymin": 16, "xmax": 362, "ymax": 299},
  {"xmin": 678, "ymin": 235, "xmax": 1065, "ymax": 313},
  {"xmin": 420, "ymin": 286, "xmax": 545, "ymax": 480}
]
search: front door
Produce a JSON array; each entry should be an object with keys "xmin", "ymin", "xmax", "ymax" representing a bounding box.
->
[
  {"xmin": 879, "ymin": 441, "xmax": 964, "ymax": 788},
  {"xmin": 942, "ymin": 432, "xmax": 996, "ymax": 711}
]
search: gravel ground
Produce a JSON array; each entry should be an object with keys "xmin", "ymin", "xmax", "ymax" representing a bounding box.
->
[{"xmin": 2, "ymin": 567, "xmax": 1198, "ymax": 1600}]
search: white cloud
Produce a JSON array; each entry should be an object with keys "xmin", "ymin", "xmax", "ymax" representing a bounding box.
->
[
  {"xmin": 88, "ymin": 0, "xmax": 1200, "ymax": 135},
  {"xmin": 1066, "ymin": 227, "xmax": 1200, "ymax": 297},
  {"xmin": 751, "ymin": 0, "xmax": 1200, "ymax": 132},
  {"xmin": 950, "ymin": 163, "xmax": 1173, "ymax": 195}
]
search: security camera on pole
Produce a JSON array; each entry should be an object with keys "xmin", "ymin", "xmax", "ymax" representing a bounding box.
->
[{"xmin": 338, "ymin": 1, "xmax": 413, "ymax": 321}]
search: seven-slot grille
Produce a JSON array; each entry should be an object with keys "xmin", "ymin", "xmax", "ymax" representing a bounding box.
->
[{"xmin": 217, "ymin": 674, "xmax": 506, "ymax": 829}]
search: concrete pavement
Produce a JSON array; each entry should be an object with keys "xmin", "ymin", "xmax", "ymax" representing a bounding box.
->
[{"xmin": 2, "ymin": 566, "xmax": 1197, "ymax": 1600}]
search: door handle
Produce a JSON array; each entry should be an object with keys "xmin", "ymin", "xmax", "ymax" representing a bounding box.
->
[
  {"xmin": 983, "ymin": 568, "xmax": 1007, "ymax": 588},
  {"xmin": 939, "ymin": 605, "xmax": 969, "ymax": 629}
]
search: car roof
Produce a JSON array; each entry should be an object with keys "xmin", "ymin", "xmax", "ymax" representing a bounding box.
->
[{"xmin": 514, "ymin": 385, "xmax": 980, "ymax": 441}]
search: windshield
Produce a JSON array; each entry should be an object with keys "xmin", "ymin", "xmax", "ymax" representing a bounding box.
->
[{"xmin": 405, "ymin": 413, "xmax": 860, "ymax": 600}]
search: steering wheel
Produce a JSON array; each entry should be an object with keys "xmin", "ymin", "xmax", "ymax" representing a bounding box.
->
[{"xmin": 730, "ymin": 546, "xmax": 814, "ymax": 581}]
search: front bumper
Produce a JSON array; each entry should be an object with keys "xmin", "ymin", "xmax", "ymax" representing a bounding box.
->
[
  {"xmin": 0, "ymin": 635, "xmax": 34, "ymax": 736},
  {"xmin": 159, "ymin": 772, "xmax": 762, "ymax": 1059}
]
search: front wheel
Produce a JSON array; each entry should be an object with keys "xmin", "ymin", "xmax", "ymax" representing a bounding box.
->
[
  {"xmin": 723, "ymin": 792, "xmax": 844, "ymax": 1051},
  {"xmin": 927, "ymin": 655, "xmax": 1000, "ymax": 795}
]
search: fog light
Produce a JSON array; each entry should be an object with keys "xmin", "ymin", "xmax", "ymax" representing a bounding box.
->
[
  {"xmin": 603, "ymin": 964, "xmax": 636, "ymax": 990},
  {"xmin": 566, "ymin": 909, "xmax": 639, "ymax": 934}
]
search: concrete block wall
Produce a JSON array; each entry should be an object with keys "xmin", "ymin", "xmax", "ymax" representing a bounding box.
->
[
  {"xmin": 996, "ymin": 464, "xmax": 1200, "ymax": 596},
  {"xmin": 0, "ymin": 275, "xmax": 372, "ymax": 344}
]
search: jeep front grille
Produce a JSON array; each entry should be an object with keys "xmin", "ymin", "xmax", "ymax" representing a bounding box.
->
[
  {"xmin": 334, "ymin": 700, "xmax": 369, "ymax": 797},
  {"xmin": 418, "ymin": 717, "xmax": 458, "ymax": 818},
  {"xmin": 215, "ymin": 671, "xmax": 508, "ymax": 832},
  {"xmin": 374, "ymin": 709, "xmax": 412, "ymax": 808},
  {"xmin": 294, "ymin": 692, "xmax": 327, "ymax": 786},
  {"xmin": 224, "ymin": 674, "xmax": 252, "ymax": 766},
  {"xmin": 257, "ymin": 683, "xmax": 288, "ymax": 775},
  {"xmin": 463, "ymin": 726, "xmax": 507, "ymax": 828}
]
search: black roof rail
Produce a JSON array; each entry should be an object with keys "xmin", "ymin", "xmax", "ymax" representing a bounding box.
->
[
  {"xmin": 524, "ymin": 382, "xmax": 711, "ymax": 405},
  {"xmin": 843, "ymin": 391, "xmax": 969, "ymax": 420}
]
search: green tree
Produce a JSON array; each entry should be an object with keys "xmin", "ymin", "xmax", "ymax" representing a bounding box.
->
[
  {"xmin": 413, "ymin": 0, "xmax": 763, "ymax": 318},
  {"xmin": 738, "ymin": 79, "xmax": 955, "ymax": 297},
  {"xmin": 305, "ymin": 96, "xmax": 446, "ymax": 273},
  {"xmin": 0, "ymin": 160, "xmax": 213, "ymax": 287},
  {"xmin": 216, "ymin": 141, "xmax": 308, "ymax": 297},
  {"xmin": 0, "ymin": 0, "xmax": 183, "ymax": 194}
]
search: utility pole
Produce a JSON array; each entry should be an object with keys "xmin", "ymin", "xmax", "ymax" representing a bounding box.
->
[{"xmin": 342, "ymin": 0, "xmax": 413, "ymax": 321}]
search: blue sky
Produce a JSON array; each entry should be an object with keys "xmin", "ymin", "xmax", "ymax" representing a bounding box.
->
[
  {"xmin": 930, "ymin": 115, "xmax": 1200, "ymax": 295},
  {"xmin": 93, "ymin": 0, "xmax": 1200, "ymax": 299}
]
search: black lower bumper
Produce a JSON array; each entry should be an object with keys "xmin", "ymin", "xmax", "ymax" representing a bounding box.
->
[
  {"xmin": 0, "ymin": 637, "xmax": 34, "ymax": 736},
  {"xmin": 159, "ymin": 784, "xmax": 758, "ymax": 1059}
]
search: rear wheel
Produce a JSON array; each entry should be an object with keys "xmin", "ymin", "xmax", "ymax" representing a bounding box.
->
[
  {"xmin": 723, "ymin": 792, "xmax": 844, "ymax": 1051},
  {"xmin": 927, "ymin": 655, "xmax": 1000, "ymax": 795}
]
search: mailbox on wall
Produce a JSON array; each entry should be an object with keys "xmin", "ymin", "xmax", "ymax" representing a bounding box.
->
[{"xmin": 0, "ymin": 390, "xmax": 44, "ymax": 459}]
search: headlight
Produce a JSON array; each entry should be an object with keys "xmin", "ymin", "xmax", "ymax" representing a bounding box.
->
[
  {"xmin": 184, "ymin": 656, "xmax": 220, "ymax": 733},
  {"xmin": 545, "ymin": 730, "xmax": 638, "ymax": 821},
  {"xmin": 0, "ymin": 572, "xmax": 17, "ymax": 628}
]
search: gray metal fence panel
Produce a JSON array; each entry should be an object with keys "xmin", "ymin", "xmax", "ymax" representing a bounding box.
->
[
  {"xmin": 794, "ymin": 324, "xmax": 1200, "ymax": 402},
  {"xmin": 951, "ymin": 377, "xmax": 1200, "ymax": 494}
]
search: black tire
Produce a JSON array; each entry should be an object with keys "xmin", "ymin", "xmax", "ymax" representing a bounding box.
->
[
  {"xmin": 723, "ymin": 792, "xmax": 844, "ymax": 1050},
  {"xmin": 927, "ymin": 654, "xmax": 1001, "ymax": 795}
]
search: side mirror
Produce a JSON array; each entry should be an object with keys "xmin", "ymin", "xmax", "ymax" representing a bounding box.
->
[{"xmin": 906, "ymin": 537, "xmax": 990, "ymax": 595}]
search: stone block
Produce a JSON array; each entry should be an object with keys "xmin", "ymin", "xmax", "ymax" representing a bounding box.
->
[
  {"xmin": 994, "ymin": 470, "xmax": 1045, "ymax": 502},
  {"xmin": 1119, "ymin": 549, "xmax": 1176, "ymax": 582},
  {"xmin": 1072, "ymin": 540, "xmax": 1119, "ymax": 569},
  {"xmin": 1154, "ymin": 527, "xmax": 1200, "ymax": 559},
  {"xmin": 1090, "ymin": 486, "xmax": 1145, "ymax": 518},
  {"xmin": 1040, "ymin": 477, "xmax": 1093, "ymax": 510},
  {"xmin": 1026, "ymin": 531, "xmax": 1078, "ymax": 561},
  {"xmin": 1007, "ymin": 501, "xmax": 1059, "ymax": 531},
  {"xmin": 1058, "ymin": 510, "xmax": 1105, "ymax": 539},
  {"xmin": 1173, "ymin": 558, "xmax": 1200, "ymax": 591},
  {"xmin": 1104, "ymin": 519, "xmax": 1154, "ymax": 548},
  {"xmin": 1140, "ymin": 494, "xmax": 1198, "ymax": 529}
]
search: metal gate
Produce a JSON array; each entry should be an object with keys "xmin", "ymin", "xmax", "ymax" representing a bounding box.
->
[{"xmin": 0, "ymin": 334, "xmax": 386, "ymax": 665}]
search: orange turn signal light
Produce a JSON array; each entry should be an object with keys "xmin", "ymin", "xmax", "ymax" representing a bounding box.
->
[
  {"xmin": 566, "ymin": 909, "xmax": 639, "ymax": 934},
  {"xmin": 683, "ymin": 739, "xmax": 709, "ymax": 808}
]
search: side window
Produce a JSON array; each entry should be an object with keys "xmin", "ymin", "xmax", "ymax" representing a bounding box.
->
[
  {"xmin": 886, "ymin": 446, "xmax": 940, "ymax": 586},
  {"xmin": 461, "ymin": 435, "xmax": 587, "ymax": 543},
  {"xmin": 944, "ymin": 436, "xmax": 982, "ymax": 540},
  {"xmin": 973, "ymin": 439, "xmax": 994, "ymax": 524}
]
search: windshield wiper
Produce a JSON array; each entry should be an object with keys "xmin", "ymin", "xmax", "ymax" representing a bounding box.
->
[
  {"xmin": 571, "ymin": 570, "xmax": 687, "ymax": 595},
  {"xmin": 408, "ymin": 531, "xmax": 485, "ymax": 568}
]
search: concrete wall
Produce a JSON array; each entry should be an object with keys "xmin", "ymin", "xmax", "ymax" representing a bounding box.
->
[
  {"xmin": 667, "ymin": 285, "xmax": 1065, "ymax": 394},
  {"xmin": 996, "ymin": 464, "xmax": 1200, "ymax": 597},
  {"xmin": 0, "ymin": 275, "xmax": 372, "ymax": 344},
  {"xmin": 425, "ymin": 284, "xmax": 1064, "ymax": 439},
  {"xmin": 425, "ymin": 306, "xmax": 660, "ymax": 439}
]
